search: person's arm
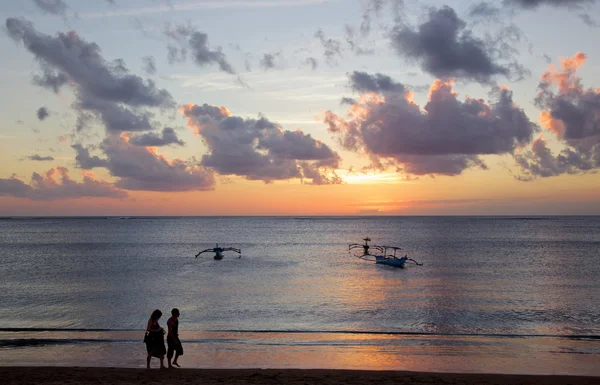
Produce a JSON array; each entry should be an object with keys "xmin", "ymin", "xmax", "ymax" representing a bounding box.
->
[
  {"xmin": 147, "ymin": 319, "xmax": 153, "ymax": 332},
  {"xmin": 167, "ymin": 319, "xmax": 180, "ymax": 343},
  {"xmin": 167, "ymin": 319, "xmax": 173, "ymax": 336}
]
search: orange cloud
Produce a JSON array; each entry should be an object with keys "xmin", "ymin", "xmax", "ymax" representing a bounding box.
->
[
  {"xmin": 540, "ymin": 52, "xmax": 587, "ymax": 95},
  {"xmin": 539, "ymin": 110, "xmax": 565, "ymax": 137},
  {"xmin": 428, "ymin": 79, "xmax": 456, "ymax": 100}
]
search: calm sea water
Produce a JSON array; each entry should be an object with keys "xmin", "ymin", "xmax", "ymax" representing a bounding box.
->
[{"xmin": 0, "ymin": 216, "xmax": 599, "ymax": 375}]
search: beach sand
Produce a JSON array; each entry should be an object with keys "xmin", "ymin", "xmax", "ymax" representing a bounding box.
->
[{"xmin": 1, "ymin": 367, "xmax": 599, "ymax": 385}]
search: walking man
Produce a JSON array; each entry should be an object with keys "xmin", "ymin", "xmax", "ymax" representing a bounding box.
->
[{"xmin": 167, "ymin": 308, "xmax": 183, "ymax": 368}]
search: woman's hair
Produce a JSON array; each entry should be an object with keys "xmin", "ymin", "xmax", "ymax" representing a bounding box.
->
[{"xmin": 150, "ymin": 309, "xmax": 162, "ymax": 320}]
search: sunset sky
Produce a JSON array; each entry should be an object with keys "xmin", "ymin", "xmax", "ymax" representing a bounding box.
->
[{"xmin": 1, "ymin": 0, "xmax": 599, "ymax": 216}]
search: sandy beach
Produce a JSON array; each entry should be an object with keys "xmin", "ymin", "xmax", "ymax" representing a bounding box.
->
[{"xmin": 1, "ymin": 367, "xmax": 599, "ymax": 385}]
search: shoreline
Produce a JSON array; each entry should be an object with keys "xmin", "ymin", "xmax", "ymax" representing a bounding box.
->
[{"xmin": 1, "ymin": 367, "xmax": 599, "ymax": 385}]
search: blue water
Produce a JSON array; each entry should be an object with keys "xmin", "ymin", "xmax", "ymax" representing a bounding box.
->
[{"xmin": 0, "ymin": 216, "xmax": 599, "ymax": 374}]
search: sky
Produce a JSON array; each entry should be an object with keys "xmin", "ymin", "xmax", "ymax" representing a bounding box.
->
[{"xmin": 0, "ymin": 0, "xmax": 599, "ymax": 216}]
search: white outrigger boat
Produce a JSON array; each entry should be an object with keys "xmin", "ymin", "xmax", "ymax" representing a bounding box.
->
[{"xmin": 349, "ymin": 238, "xmax": 422, "ymax": 268}]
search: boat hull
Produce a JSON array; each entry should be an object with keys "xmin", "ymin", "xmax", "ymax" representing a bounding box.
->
[{"xmin": 375, "ymin": 256, "xmax": 407, "ymax": 268}]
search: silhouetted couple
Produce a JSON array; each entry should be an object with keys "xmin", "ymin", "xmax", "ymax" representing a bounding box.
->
[{"xmin": 145, "ymin": 308, "xmax": 183, "ymax": 369}]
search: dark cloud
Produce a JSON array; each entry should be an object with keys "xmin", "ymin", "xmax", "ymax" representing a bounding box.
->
[
  {"xmin": 6, "ymin": 18, "xmax": 174, "ymax": 133},
  {"xmin": 76, "ymin": 96, "xmax": 154, "ymax": 132},
  {"xmin": 27, "ymin": 154, "xmax": 54, "ymax": 161},
  {"xmin": 33, "ymin": 67, "xmax": 69, "ymax": 92},
  {"xmin": 32, "ymin": 0, "xmax": 68, "ymax": 15},
  {"xmin": 129, "ymin": 127, "xmax": 185, "ymax": 147},
  {"xmin": 142, "ymin": 56, "xmax": 157, "ymax": 75},
  {"xmin": 349, "ymin": 71, "xmax": 407, "ymax": 93},
  {"xmin": 72, "ymin": 136, "xmax": 214, "ymax": 192},
  {"xmin": 37, "ymin": 107, "xmax": 49, "ymax": 120},
  {"xmin": 181, "ymin": 104, "xmax": 341, "ymax": 184},
  {"xmin": 0, "ymin": 167, "xmax": 127, "ymax": 200},
  {"xmin": 514, "ymin": 137, "xmax": 599, "ymax": 181},
  {"xmin": 515, "ymin": 52, "xmax": 600, "ymax": 180},
  {"xmin": 165, "ymin": 23, "xmax": 234, "ymax": 74},
  {"xmin": 324, "ymin": 71, "xmax": 536, "ymax": 176},
  {"xmin": 259, "ymin": 53, "xmax": 280, "ymax": 71},
  {"xmin": 315, "ymin": 29, "xmax": 342, "ymax": 65},
  {"xmin": 390, "ymin": 6, "xmax": 514, "ymax": 82},
  {"xmin": 579, "ymin": 13, "xmax": 598, "ymax": 26},
  {"xmin": 72, "ymin": 144, "xmax": 109, "ymax": 169},
  {"xmin": 6, "ymin": 19, "xmax": 171, "ymax": 106}
]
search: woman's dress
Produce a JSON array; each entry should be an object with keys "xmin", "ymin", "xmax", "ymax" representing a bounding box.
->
[{"xmin": 145, "ymin": 320, "xmax": 166, "ymax": 357}]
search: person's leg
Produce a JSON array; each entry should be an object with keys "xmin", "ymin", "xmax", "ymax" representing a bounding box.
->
[
  {"xmin": 159, "ymin": 355, "xmax": 166, "ymax": 369},
  {"xmin": 167, "ymin": 350, "xmax": 173, "ymax": 368},
  {"xmin": 167, "ymin": 337, "xmax": 174, "ymax": 368},
  {"xmin": 172, "ymin": 342, "xmax": 182, "ymax": 366},
  {"xmin": 146, "ymin": 354, "xmax": 151, "ymax": 369}
]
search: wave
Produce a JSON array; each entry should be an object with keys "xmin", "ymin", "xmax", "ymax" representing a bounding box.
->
[
  {"xmin": 208, "ymin": 329, "xmax": 600, "ymax": 340},
  {"xmin": 0, "ymin": 338, "xmax": 130, "ymax": 348},
  {"xmin": 1, "ymin": 328, "xmax": 598, "ymax": 341}
]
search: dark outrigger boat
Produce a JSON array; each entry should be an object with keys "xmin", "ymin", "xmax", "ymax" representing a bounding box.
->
[{"xmin": 195, "ymin": 244, "xmax": 241, "ymax": 260}]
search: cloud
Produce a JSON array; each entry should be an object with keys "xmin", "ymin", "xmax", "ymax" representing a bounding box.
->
[
  {"xmin": 324, "ymin": 71, "xmax": 536, "ymax": 176},
  {"xmin": 314, "ymin": 29, "xmax": 342, "ymax": 65},
  {"xmin": 79, "ymin": 0, "xmax": 331, "ymax": 19},
  {"xmin": 259, "ymin": 53, "xmax": 280, "ymax": 70},
  {"xmin": 165, "ymin": 23, "xmax": 235, "ymax": 74},
  {"xmin": 349, "ymin": 71, "xmax": 407, "ymax": 93},
  {"xmin": 37, "ymin": 107, "xmax": 50, "ymax": 121},
  {"xmin": 181, "ymin": 104, "xmax": 341, "ymax": 184},
  {"xmin": 129, "ymin": 127, "xmax": 185, "ymax": 147},
  {"xmin": 142, "ymin": 56, "xmax": 157, "ymax": 75},
  {"xmin": 504, "ymin": 0, "xmax": 596, "ymax": 9},
  {"xmin": 390, "ymin": 6, "xmax": 517, "ymax": 83},
  {"xmin": 343, "ymin": 25, "xmax": 375, "ymax": 56},
  {"xmin": 72, "ymin": 144, "xmax": 109, "ymax": 169},
  {"xmin": 32, "ymin": 0, "xmax": 68, "ymax": 15},
  {"xmin": 515, "ymin": 52, "xmax": 600, "ymax": 180},
  {"xmin": 469, "ymin": 2, "xmax": 502, "ymax": 17},
  {"xmin": 76, "ymin": 96, "xmax": 155, "ymax": 132},
  {"xmin": 27, "ymin": 154, "xmax": 55, "ymax": 161},
  {"xmin": 6, "ymin": 18, "xmax": 174, "ymax": 133},
  {"xmin": 359, "ymin": 0, "xmax": 404, "ymax": 36},
  {"xmin": 305, "ymin": 57, "xmax": 318, "ymax": 70},
  {"xmin": 72, "ymin": 135, "xmax": 215, "ymax": 191},
  {"xmin": 514, "ymin": 137, "xmax": 598, "ymax": 180},
  {"xmin": 0, "ymin": 167, "xmax": 127, "ymax": 200}
]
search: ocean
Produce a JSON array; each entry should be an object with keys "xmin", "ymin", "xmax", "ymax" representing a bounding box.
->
[{"xmin": 0, "ymin": 216, "xmax": 599, "ymax": 375}]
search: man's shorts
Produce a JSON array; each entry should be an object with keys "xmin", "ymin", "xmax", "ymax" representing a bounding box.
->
[{"xmin": 167, "ymin": 335, "xmax": 184, "ymax": 358}]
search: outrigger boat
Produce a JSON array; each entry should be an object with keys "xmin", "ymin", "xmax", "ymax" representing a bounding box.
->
[
  {"xmin": 195, "ymin": 244, "xmax": 241, "ymax": 260},
  {"xmin": 349, "ymin": 238, "xmax": 422, "ymax": 268}
]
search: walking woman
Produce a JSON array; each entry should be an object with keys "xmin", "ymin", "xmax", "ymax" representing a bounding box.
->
[{"xmin": 145, "ymin": 309, "xmax": 167, "ymax": 369}]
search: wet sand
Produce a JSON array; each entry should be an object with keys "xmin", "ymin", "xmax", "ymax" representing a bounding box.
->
[{"xmin": 1, "ymin": 367, "xmax": 599, "ymax": 385}]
